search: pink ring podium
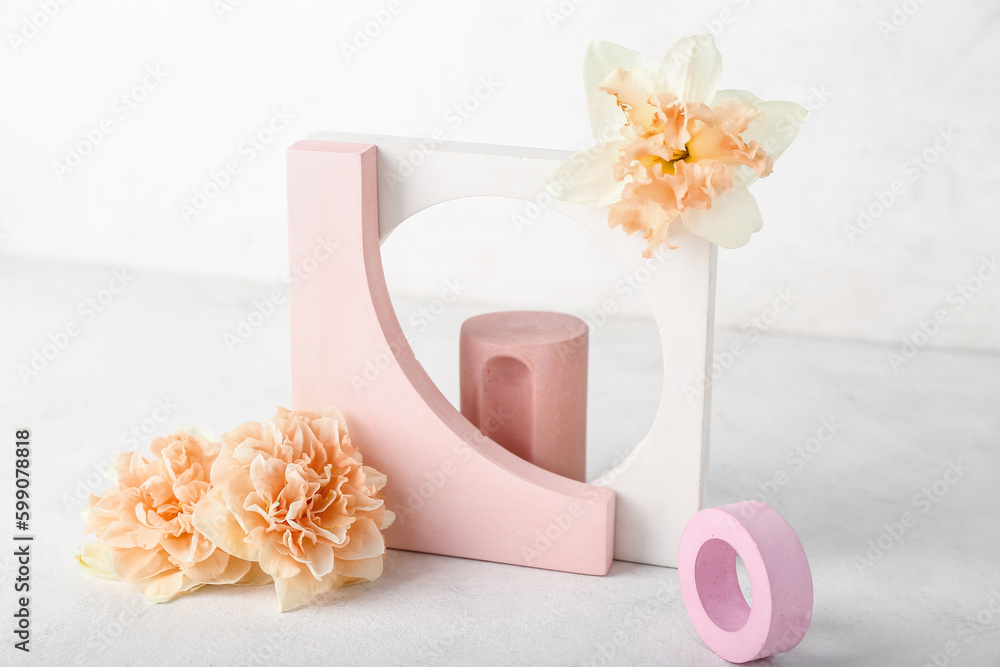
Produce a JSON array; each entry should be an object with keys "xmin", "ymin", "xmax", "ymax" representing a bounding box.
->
[{"xmin": 678, "ymin": 501, "xmax": 813, "ymax": 663}]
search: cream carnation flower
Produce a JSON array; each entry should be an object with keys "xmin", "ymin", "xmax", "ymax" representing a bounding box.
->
[
  {"xmin": 193, "ymin": 407, "xmax": 394, "ymax": 612},
  {"xmin": 79, "ymin": 429, "xmax": 261, "ymax": 603}
]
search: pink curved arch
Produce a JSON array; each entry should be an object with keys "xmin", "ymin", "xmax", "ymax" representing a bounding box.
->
[{"xmin": 287, "ymin": 140, "xmax": 614, "ymax": 575}]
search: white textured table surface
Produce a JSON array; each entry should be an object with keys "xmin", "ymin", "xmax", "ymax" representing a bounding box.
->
[{"xmin": 2, "ymin": 257, "xmax": 998, "ymax": 666}]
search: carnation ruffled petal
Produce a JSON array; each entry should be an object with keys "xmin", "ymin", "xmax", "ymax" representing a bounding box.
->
[
  {"xmin": 95, "ymin": 516, "xmax": 136, "ymax": 548},
  {"xmin": 139, "ymin": 570, "xmax": 197, "ymax": 604},
  {"xmin": 258, "ymin": 540, "xmax": 303, "ymax": 580},
  {"xmin": 192, "ymin": 487, "xmax": 260, "ymax": 561},
  {"xmin": 308, "ymin": 412, "xmax": 345, "ymax": 447},
  {"xmin": 160, "ymin": 532, "xmax": 200, "ymax": 564},
  {"xmin": 177, "ymin": 545, "xmax": 238, "ymax": 587},
  {"xmin": 362, "ymin": 467, "xmax": 387, "ymax": 492},
  {"xmin": 215, "ymin": 423, "xmax": 265, "ymax": 480},
  {"xmin": 273, "ymin": 569, "xmax": 340, "ymax": 613},
  {"xmin": 235, "ymin": 562, "xmax": 273, "ymax": 586},
  {"xmin": 335, "ymin": 553, "xmax": 384, "ymax": 582},
  {"xmin": 336, "ymin": 517, "xmax": 385, "ymax": 561},
  {"xmin": 108, "ymin": 545, "xmax": 173, "ymax": 581},
  {"xmin": 249, "ymin": 453, "xmax": 286, "ymax": 502},
  {"xmin": 302, "ymin": 540, "xmax": 337, "ymax": 580}
]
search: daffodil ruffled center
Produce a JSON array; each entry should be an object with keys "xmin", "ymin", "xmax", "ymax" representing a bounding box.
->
[{"xmin": 598, "ymin": 67, "xmax": 773, "ymax": 254}]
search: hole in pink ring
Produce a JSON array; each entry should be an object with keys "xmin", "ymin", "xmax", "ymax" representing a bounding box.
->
[
  {"xmin": 694, "ymin": 538, "xmax": 751, "ymax": 631},
  {"xmin": 736, "ymin": 554, "xmax": 753, "ymax": 605}
]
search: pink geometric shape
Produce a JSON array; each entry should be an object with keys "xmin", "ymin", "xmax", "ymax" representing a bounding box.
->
[
  {"xmin": 305, "ymin": 131, "xmax": 716, "ymax": 569},
  {"xmin": 460, "ymin": 311, "xmax": 589, "ymax": 482},
  {"xmin": 287, "ymin": 140, "xmax": 615, "ymax": 575},
  {"xmin": 678, "ymin": 501, "xmax": 813, "ymax": 663}
]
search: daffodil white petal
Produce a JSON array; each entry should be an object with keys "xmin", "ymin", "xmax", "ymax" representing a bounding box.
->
[
  {"xmin": 657, "ymin": 34, "xmax": 722, "ymax": 105},
  {"xmin": 680, "ymin": 187, "xmax": 762, "ymax": 248},
  {"xmin": 545, "ymin": 141, "xmax": 626, "ymax": 206},
  {"xmin": 714, "ymin": 89, "xmax": 806, "ymax": 162},
  {"xmin": 584, "ymin": 41, "xmax": 660, "ymax": 141}
]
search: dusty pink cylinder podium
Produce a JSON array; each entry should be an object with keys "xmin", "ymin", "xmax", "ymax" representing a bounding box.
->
[{"xmin": 459, "ymin": 311, "xmax": 589, "ymax": 482}]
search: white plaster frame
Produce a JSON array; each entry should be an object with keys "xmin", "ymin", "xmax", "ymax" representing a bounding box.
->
[{"xmin": 307, "ymin": 132, "xmax": 717, "ymax": 567}]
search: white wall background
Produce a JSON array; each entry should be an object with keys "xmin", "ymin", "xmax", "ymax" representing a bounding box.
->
[{"xmin": 2, "ymin": 0, "xmax": 998, "ymax": 351}]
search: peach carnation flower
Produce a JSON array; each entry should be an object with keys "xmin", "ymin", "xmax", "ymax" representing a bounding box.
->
[
  {"xmin": 79, "ymin": 429, "xmax": 261, "ymax": 602},
  {"xmin": 547, "ymin": 34, "xmax": 806, "ymax": 255},
  {"xmin": 193, "ymin": 407, "xmax": 394, "ymax": 612}
]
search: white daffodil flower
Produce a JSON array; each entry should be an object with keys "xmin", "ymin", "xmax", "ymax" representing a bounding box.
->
[{"xmin": 547, "ymin": 34, "xmax": 806, "ymax": 255}]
